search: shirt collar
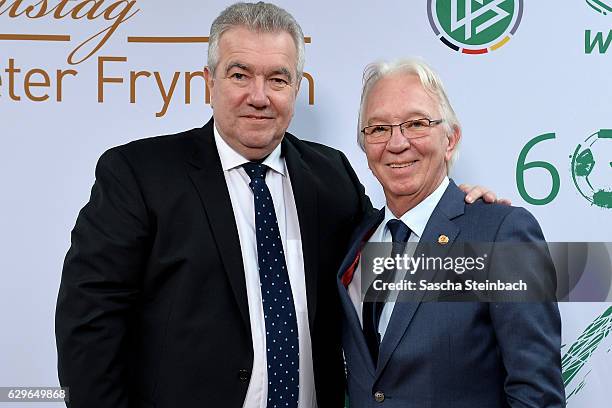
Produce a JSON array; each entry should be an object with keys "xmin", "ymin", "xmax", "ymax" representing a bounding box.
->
[
  {"xmin": 213, "ymin": 124, "xmax": 286, "ymax": 176},
  {"xmin": 382, "ymin": 177, "xmax": 449, "ymax": 239}
]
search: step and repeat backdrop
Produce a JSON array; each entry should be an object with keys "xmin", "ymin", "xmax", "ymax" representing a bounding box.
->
[{"xmin": 1, "ymin": 0, "xmax": 611, "ymax": 406}]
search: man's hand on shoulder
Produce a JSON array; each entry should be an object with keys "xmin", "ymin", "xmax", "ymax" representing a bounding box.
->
[{"xmin": 459, "ymin": 184, "xmax": 512, "ymax": 206}]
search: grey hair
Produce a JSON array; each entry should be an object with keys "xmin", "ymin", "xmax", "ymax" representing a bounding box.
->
[
  {"xmin": 207, "ymin": 2, "xmax": 305, "ymax": 83},
  {"xmin": 357, "ymin": 58, "xmax": 461, "ymax": 172}
]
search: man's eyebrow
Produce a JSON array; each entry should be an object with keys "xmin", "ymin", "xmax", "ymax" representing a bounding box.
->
[
  {"xmin": 224, "ymin": 63, "xmax": 294, "ymax": 83},
  {"xmin": 367, "ymin": 111, "xmax": 433, "ymax": 125},
  {"xmin": 365, "ymin": 117, "xmax": 384, "ymax": 126},
  {"xmin": 269, "ymin": 67, "xmax": 293, "ymax": 83},
  {"xmin": 225, "ymin": 62, "xmax": 251, "ymax": 73}
]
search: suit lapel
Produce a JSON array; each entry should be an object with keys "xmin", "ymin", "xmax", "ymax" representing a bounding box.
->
[
  {"xmin": 283, "ymin": 137, "xmax": 319, "ymax": 329},
  {"xmin": 187, "ymin": 119, "xmax": 250, "ymax": 333},
  {"xmin": 375, "ymin": 181, "xmax": 465, "ymax": 377},
  {"xmin": 336, "ymin": 209, "xmax": 385, "ymax": 376}
]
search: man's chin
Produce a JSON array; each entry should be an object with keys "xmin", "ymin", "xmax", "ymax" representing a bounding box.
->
[
  {"xmin": 236, "ymin": 135, "xmax": 283, "ymax": 159},
  {"xmin": 242, "ymin": 136, "xmax": 281, "ymax": 149},
  {"xmin": 383, "ymin": 181, "xmax": 421, "ymax": 199},
  {"xmin": 240, "ymin": 128, "xmax": 283, "ymax": 145},
  {"xmin": 239, "ymin": 117, "xmax": 277, "ymax": 132}
]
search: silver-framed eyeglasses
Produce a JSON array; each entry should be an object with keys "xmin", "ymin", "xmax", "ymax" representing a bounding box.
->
[{"xmin": 361, "ymin": 118, "xmax": 444, "ymax": 143}]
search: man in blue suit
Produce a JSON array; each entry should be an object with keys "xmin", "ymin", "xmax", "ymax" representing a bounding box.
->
[{"xmin": 337, "ymin": 59, "xmax": 565, "ymax": 407}]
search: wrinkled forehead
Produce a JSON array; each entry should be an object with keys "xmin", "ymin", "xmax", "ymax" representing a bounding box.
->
[
  {"xmin": 217, "ymin": 27, "xmax": 298, "ymax": 78},
  {"xmin": 218, "ymin": 27, "xmax": 297, "ymax": 59},
  {"xmin": 364, "ymin": 73, "xmax": 442, "ymax": 122}
]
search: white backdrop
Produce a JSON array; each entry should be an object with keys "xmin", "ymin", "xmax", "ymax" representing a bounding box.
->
[{"xmin": 0, "ymin": 1, "xmax": 610, "ymax": 406}]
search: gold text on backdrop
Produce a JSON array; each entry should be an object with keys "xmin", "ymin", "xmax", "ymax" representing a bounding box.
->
[{"xmin": 0, "ymin": 0, "xmax": 140, "ymax": 64}]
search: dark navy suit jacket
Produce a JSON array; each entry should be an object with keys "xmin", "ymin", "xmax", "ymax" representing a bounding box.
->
[{"xmin": 337, "ymin": 181, "xmax": 565, "ymax": 408}]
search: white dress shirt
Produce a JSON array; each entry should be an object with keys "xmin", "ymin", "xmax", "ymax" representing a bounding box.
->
[
  {"xmin": 213, "ymin": 126, "xmax": 316, "ymax": 408},
  {"xmin": 348, "ymin": 177, "xmax": 449, "ymax": 340}
]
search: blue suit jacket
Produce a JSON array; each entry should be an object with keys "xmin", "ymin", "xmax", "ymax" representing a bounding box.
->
[{"xmin": 337, "ymin": 181, "xmax": 565, "ymax": 408}]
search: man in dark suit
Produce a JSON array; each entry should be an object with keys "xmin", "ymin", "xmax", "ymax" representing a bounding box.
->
[
  {"xmin": 337, "ymin": 59, "xmax": 565, "ymax": 407},
  {"xmin": 55, "ymin": 3, "xmax": 367, "ymax": 407},
  {"xmin": 55, "ymin": 3, "xmax": 502, "ymax": 408}
]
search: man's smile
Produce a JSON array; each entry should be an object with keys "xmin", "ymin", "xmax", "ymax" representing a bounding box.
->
[
  {"xmin": 241, "ymin": 114, "xmax": 275, "ymax": 120},
  {"xmin": 387, "ymin": 160, "xmax": 418, "ymax": 169}
]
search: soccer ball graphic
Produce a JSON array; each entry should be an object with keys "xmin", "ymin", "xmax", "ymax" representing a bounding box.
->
[{"xmin": 571, "ymin": 129, "xmax": 612, "ymax": 209}]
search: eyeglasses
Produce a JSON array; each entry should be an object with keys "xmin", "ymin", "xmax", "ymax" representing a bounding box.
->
[{"xmin": 361, "ymin": 118, "xmax": 444, "ymax": 144}]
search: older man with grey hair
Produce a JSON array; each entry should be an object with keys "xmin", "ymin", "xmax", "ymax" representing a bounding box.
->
[
  {"xmin": 337, "ymin": 59, "xmax": 564, "ymax": 407},
  {"xmin": 56, "ymin": 3, "xmax": 503, "ymax": 408}
]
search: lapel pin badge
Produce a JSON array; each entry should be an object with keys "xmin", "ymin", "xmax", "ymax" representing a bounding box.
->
[{"xmin": 438, "ymin": 234, "xmax": 449, "ymax": 245}]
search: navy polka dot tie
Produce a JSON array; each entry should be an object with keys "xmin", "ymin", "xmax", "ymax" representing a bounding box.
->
[{"xmin": 243, "ymin": 162, "xmax": 299, "ymax": 408}]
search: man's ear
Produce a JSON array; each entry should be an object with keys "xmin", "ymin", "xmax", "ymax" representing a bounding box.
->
[
  {"xmin": 204, "ymin": 67, "xmax": 214, "ymax": 106},
  {"xmin": 204, "ymin": 67, "xmax": 213, "ymax": 86},
  {"xmin": 446, "ymin": 125, "xmax": 461, "ymax": 161},
  {"xmin": 294, "ymin": 75, "xmax": 302, "ymax": 96}
]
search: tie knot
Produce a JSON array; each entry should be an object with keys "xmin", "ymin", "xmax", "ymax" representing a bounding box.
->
[
  {"xmin": 243, "ymin": 162, "xmax": 268, "ymax": 181},
  {"xmin": 386, "ymin": 219, "xmax": 411, "ymax": 244}
]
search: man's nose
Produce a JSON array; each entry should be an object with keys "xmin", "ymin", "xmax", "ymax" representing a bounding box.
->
[
  {"xmin": 386, "ymin": 125, "xmax": 410, "ymax": 152},
  {"xmin": 246, "ymin": 76, "xmax": 270, "ymax": 108}
]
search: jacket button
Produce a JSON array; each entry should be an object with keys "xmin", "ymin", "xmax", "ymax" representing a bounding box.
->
[
  {"xmin": 374, "ymin": 391, "xmax": 385, "ymax": 402},
  {"xmin": 238, "ymin": 369, "xmax": 250, "ymax": 382}
]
